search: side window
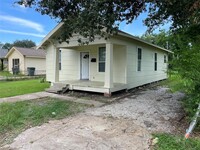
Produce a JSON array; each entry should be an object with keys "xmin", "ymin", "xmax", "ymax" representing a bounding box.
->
[
  {"xmin": 59, "ymin": 50, "xmax": 61, "ymax": 70},
  {"xmin": 98, "ymin": 47, "xmax": 106, "ymax": 72},
  {"xmin": 154, "ymin": 53, "xmax": 157, "ymax": 71},
  {"xmin": 137, "ymin": 48, "xmax": 142, "ymax": 71}
]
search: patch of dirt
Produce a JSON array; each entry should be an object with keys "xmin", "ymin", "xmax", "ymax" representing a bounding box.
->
[
  {"xmin": 3, "ymin": 115, "xmax": 151, "ymax": 150},
  {"xmin": 2, "ymin": 86, "xmax": 186, "ymax": 150}
]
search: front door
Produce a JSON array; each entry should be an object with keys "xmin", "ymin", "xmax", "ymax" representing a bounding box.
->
[{"xmin": 80, "ymin": 52, "xmax": 89, "ymax": 79}]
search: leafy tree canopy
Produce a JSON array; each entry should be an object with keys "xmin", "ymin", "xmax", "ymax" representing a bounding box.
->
[
  {"xmin": 141, "ymin": 30, "xmax": 171, "ymax": 49},
  {"xmin": 16, "ymin": 0, "xmax": 200, "ymax": 43},
  {"xmin": 2, "ymin": 40, "xmax": 36, "ymax": 50},
  {"xmin": 13, "ymin": 39, "xmax": 36, "ymax": 48}
]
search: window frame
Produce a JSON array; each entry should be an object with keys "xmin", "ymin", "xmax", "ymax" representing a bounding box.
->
[
  {"xmin": 98, "ymin": 47, "xmax": 106, "ymax": 72},
  {"xmin": 12, "ymin": 59, "xmax": 19, "ymax": 68},
  {"xmin": 59, "ymin": 50, "xmax": 61, "ymax": 70},
  {"xmin": 137, "ymin": 47, "xmax": 142, "ymax": 72},
  {"xmin": 154, "ymin": 53, "xmax": 157, "ymax": 71}
]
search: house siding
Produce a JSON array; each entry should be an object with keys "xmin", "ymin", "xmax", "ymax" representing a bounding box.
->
[
  {"xmin": 126, "ymin": 42, "xmax": 167, "ymax": 89},
  {"xmin": 24, "ymin": 57, "xmax": 46, "ymax": 75},
  {"xmin": 57, "ymin": 45, "xmax": 126, "ymax": 84},
  {"xmin": 8, "ymin": 50, "xmax": 24, "ymax": 74},
  {"xmin": 46, "ymin": 44, "xmax": 56, "ymax": 81},
  {"xmin": 45, "ymin": 34, "xmax": 168, "ymax": 89},
  {"xmin": 59, "ymin": 48, "xmax": 79, "ymax": 81}
]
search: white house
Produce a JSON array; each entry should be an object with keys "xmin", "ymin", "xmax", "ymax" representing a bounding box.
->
[
  {"xmin": 5, "ymin": 47, "xmax": 46, "ymax": 75},
  {"xmin": 38, "ymin": 23, "xmax": 172, "ymax": 96}
]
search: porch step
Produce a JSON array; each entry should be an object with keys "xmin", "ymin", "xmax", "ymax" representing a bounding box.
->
[{"xmin": 46, "ymin": 83, "xmax": 69, "ymax": 94}]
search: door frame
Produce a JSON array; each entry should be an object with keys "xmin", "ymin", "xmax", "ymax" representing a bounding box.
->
[{"xmin": 80, "ymin": 52, "xmax": 90, "ymax": 80}]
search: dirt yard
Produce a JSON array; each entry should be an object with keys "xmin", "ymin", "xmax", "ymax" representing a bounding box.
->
[{"xmin": 2, "ymin": 86, "xmax": 185, "ymax": 150}]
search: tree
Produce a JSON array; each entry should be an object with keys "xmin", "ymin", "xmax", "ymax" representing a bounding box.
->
[
  {"xmin": 16, "ymin": 0, "xmax": 200, "ymax": 43},
  {"xmin": 13, "ymin": 40, "xmax": 36, "ymax": 48},
  {"xmin": 2, "ymin": 40, "xmax": 36, "ymax": 50},
  {"xmin": 141, "ymin": 30, "xmax": 171, "ymax": 49},
  {"xmin": 2, "ymin": 43, "xmax": 12, "ymax": 50}
]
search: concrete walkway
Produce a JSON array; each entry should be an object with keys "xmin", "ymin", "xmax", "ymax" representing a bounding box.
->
[{"xmin": 0, "ymin": 92, "xmax": 104, "ymax": 107}]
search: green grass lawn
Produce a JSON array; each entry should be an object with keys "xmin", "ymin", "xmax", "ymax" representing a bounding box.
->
[
  {"xmin": 0, "ymin": 71, "xmax": 24, "ymax": 77},
  {"xmin": 0, "ymin": 98, "xmax": 89, "ymax": 146},
  {"xmin": 0, "ymin": 71, "xmax": 12, "ymax": 77},
  {"xmin": 153, "ymin": 133, "xmax": 200, "ymax": 150},
  {"xmin": 0, "ymin": 79, "xmax": 50, "ymax": 98},
  {"xmin": 160, "ymin": 74, "xmax": 187, "ymax": 93}
]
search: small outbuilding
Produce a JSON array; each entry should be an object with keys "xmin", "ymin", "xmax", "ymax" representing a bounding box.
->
[{"xmin": 5, "ymin": 47, "xmax": 46, "ymax": 75}]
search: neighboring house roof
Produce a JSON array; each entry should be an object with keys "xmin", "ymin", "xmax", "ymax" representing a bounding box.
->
[
  {"xmin": 5, "ymin": 47, "xmax": 46, "ymax": 58},
  {"xmin": 0, "ymin": 48, "xmax": 9, "ymax": 59},
  {"xmin": 38, "ymin": 22, "xmax": 172, "ymax": 53}
]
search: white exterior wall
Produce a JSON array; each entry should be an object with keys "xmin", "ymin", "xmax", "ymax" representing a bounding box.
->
[
  {"xmin": 57, "ymin": 44, "xmax": 126, "ymax": 83},
  {"xmin": 126, "ymin": 42, "xmax": 168, "ymax": 89},
  {"xmin": 46, "ymin": 44, "xmax": 56, "ymax": 81},
  {"xmin": 46, "ymin": 35, "xmax": 168, "ymax": 88},
  {"xmin": 113, "ymin": 45, "xmax": 126, "ymax": 83},
  {"xmin": 7, "ymin": 50, "xmax": 24, "ymax": 73},
  {"xmin": 59, "ymin": 49, "xmax": 79, "ymax": 81},
  {"xmin": 24, "ymin": 57, "xmax": 46, "ymax": 75}
]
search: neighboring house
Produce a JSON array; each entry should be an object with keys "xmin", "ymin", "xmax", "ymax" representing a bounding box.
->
[
  {"xmin": 0, "ymin": 48, "xmax": 8, "ymax": 71},
  {"xmin": 5, "ymin": 47, "xmax": 46, "ymax": 75},
  {"xmin": 38, "ymin": 23, "xmax": 172, "ymax": 96}
]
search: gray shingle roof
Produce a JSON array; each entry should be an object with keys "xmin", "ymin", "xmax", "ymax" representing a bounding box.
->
[
  {"xmin": 0, "ymin": 48, "xmax": 8, "ymax": 59},
  {"xmin": 14, "ymin": 47, "xmax": 46, "ymax": 58}
]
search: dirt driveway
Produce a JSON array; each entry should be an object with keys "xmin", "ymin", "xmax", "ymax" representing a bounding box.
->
[{"xmin": 2, "ymin": 87, "xmax": 185, "ymax": 150}]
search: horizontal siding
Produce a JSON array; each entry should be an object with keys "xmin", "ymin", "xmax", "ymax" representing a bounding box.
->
[
  {"xmin": 25, "ymin": 57, "xmax": 46, "ymax": 75},
  {"xmin": 126, "ymin": 44, "xmax": 167, "ymax": 89}
]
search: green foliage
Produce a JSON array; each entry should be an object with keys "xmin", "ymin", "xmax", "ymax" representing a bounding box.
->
[
  {"xmin": 13, "ymin": 39, "xmax": 36, "ymax": 48},
  {"xmin": 16, "ymin": 1, "xmax": 200, "ymax": 43},
  {"xmin": 2, "ymin": 43, "xmax": 12, "ymax": 50},
  {"xmin": 0, "ymin": 71, "xmax": 13, "ymax": 77},
  {"xmin": 153, "ymin": 133, "xmax": 200, "ymax": 150},
  {"xmin": 141, "ymin": 30, "xmax": 171, "ymax": 49},
  {"xmin": 0, "ymin": 79, "xmax": 50, "ymax": 98},
  {"xmin": 2, "ymin": 40, "xmax": 36, "ymax": 50},
  {"xmin": 0, "ymin": 98, "xmax": 88, "ymax": 145},
  {"xmin": 160, "ymin": 73, "xmax": 187, "ymax": 93},
  {"xmin": 16, "ymin": 0, "xmax": 146, "ymax": 43}
]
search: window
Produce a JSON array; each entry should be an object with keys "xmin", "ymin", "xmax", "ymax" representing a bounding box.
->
[
  {"xmin": 98, "ymin": 47, "xmax": 106, "ymax": 72},
  {"xmin": 154, "ymin": 53, "xmax": 157, "ymax": 71},
  {"xmin": 59, "ymin": 50, "xmax": 61, "ymax": 70},
  {"xmin": 164, "ymin": 55, "xmax": 167, "ymax": 63},
  {"xmin": 12, "ymin": 59, "xmax": 19, "ymax": 68},
  {"xmin": 137, "ymin": 48, "xmax": 142, "ymax": 71}
]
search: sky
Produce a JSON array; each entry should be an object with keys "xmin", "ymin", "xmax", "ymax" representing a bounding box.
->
[{"xmin": 0, "ymin": 0, "xmax": 168, "ymax": 46}]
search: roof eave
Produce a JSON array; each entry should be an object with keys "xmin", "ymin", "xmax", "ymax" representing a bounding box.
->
[
  {"xmin": 118, "ymin": 31, "xmax": 173, "ymax": 53},
  {"xmin": 37, "ymin": 22, "xmax": 64, "ymax": 49}
]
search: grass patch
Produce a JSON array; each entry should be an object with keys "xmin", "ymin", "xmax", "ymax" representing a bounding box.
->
[
  {"xmin": 0, "ymin": 79, "xmax": 50, "ymax": 98},
  {"xmin": 0, "ymin": 98, "xmax": 89, "ymax": 146},
  {"xmin": 160, "ymin": 74, "xmax": 187, "ymax": 92},
  {"xmin": 0, "ymin": 71, "xmax": 23, "ymax": 77},
  {"xmin": 153, "ymin": 133, "xmax": 200, "ymax": 150},
  {"xmin": 0, "ymin": 71, "xmax": 12, "ymax": 77}
]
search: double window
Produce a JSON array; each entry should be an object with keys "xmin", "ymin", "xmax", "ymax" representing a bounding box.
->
[
  {"xmin": 98, "ymin": 47, "xmax": 106, "ymax": 72},
  {"xmin": 137, "ymin": 48, "xmax": 142, "ymax": 71},
  {"xmin": 12, "ymin": 59, "xmax": 19, "ymax": 68}
]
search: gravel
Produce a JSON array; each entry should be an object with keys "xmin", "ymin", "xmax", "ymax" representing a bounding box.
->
[{"xmin": 86, "ymin": 87, "xmax": 185, "ymax": 133}]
